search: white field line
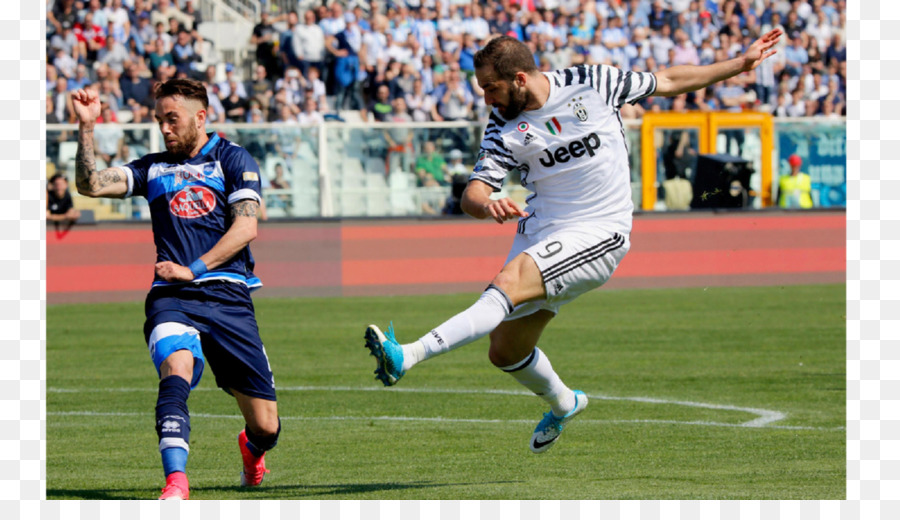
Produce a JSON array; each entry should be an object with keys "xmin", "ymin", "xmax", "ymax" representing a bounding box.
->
[{"xmin": 46, "ymin": 385, "xmax": 842, "ymax": 431}]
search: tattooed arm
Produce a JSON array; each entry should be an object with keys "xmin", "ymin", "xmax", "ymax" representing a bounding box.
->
[
  {"xmin": 71, "ymin": 89, "xmax": 129, "ymax": 198},
  {"xmin": 154, "ymin": 199, "xmax": 260, "ymax": 282}
]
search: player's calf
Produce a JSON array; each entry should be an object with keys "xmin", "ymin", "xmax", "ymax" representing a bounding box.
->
[
  {"xmin": 156, "ymin": 375, "xmax": 192, "ymax": 499},
  {"xmin": 239, "ymin": 418, "xmax": 281, "ymax": 487}
]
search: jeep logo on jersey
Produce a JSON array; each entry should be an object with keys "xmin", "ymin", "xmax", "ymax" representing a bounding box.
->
[
  {"xmin": 538, "ymin": 132, "xmax": 602, "ymax": 167},
  {"xmin": 170, "ymin": 186, "xmax": 217, "ymax": 218}
]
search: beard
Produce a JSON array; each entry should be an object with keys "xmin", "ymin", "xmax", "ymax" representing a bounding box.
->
[
  {"xmin": 497, "ymin": 83, "xmax": 530, "ymax": 120},
  {"xmin": 165, "ymin": 119, "xmax": 200, "ymax": 158}
]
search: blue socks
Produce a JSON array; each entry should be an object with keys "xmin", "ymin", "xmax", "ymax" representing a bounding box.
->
[{"xmin": 156, "ymin": 375, "xmax": 191, "ymax": 476}]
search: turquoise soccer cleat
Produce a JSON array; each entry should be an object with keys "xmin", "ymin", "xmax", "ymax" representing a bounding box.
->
[
  {"xmin": 529, "ymin": 390, "xmax": 588, "ymax": 453},
  {"xmin": 364, "ymin": 323, "xmax": 406, "ymax": 386}
]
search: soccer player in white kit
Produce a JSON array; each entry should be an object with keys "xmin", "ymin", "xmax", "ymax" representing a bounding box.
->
[{"xmin": 366, "ymin": 30, "xmax": 783, "ymax": 453}]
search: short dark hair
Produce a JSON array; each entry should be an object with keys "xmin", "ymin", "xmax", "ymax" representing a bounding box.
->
[
  {"xmin": 154, "ymin": 78, "xmax": 209, "ymax": 111},
  {"xmin": 473, "ymin": 36, "xmax": 537, "ymax": 82}
]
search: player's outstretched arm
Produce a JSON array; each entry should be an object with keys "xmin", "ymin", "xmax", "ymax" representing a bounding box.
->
[
  {"xmin": 72, "ymin": 89, "xmax": 129, "ymax": 198},
  {"xmin": 654, "ymin": 28, "xmax": 783, "ymax": 97},
  {"xmin": 461, "ymin": 179, "xmax": 529, "ymax": 224},
  {"xmin": 155, "ymin": 199, "xmax": 260, "ymax": 282}
]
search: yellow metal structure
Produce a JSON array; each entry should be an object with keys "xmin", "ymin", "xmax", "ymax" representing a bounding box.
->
[{"xmin": 640, "ymin": 112, "xmax": 774, "ymax": 210}]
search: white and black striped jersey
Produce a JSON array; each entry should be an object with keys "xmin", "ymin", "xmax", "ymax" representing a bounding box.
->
[{"xmin": 471, "ymin": 64, "xmax": 656, "ymax": 236}]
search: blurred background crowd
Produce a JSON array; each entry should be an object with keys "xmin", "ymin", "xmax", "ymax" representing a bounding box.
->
[{"xmin": 47, "ymin": 0, "xmax": 847, "ymax": 128}]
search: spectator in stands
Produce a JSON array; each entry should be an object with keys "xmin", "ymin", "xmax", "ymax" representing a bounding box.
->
[
  {"xmin": 204, "ymin": 80, "xmax": 226, "ymax": 123},
  {"xmin": 405, "ymin": 77, "xmax": 434, "ymax": 123},
  {"xmin": 135, "ymin": 11, "xmax": 155, "ymax": 47},
  {"xmin": 276, "ymin": 102, "xmax": 300, "ymax": 125},
  {"xmin": 603, "ymin": 16, "xmax": 630, "ymax": 66},
  {"xmin": 414, "ymin": 140, "xmax": 448, "ymax": 187},
  {"xmin": 222, "ymin": 81, "xmax": 250, "ymax": 122},
  {"xmin": 148, "ymin": 36, "xmax": 175, "ymax": 78},
  {"xmin": 247, "ymin": 64, "xmax": 274, "ymax": 116},
  {"xmin": 824, "ymin": 33, "xmax": 845, "ymax": 66},
  {"xmin": 649, "ymin": 1, "xmax": 673, "ymax": 32},
  {"xmin": 671, "ymin": 28, "xmax": 700, "ymax": 66},
  {"xmin": 297, "ymin": 96, "xmax": 324, "ymax": 125},
  {"xmin": 105, "ymin": 0, "xmax": 130, "ymax": 32},
  {"xmin": 329, "ymin": 13, "xmax": 366, "ymax": 118},
  {"xmin": 369, "ymin": 84, "xmax": 394, "ymax": 122},
  {"xmin": 74, "ymin": 11, "xmax": 106, "ymax": 63},
  {"xmin": 152, "ymin": 0, "xmax": 193, "ymax": 31},
  {"xmin": 293, "ymin": 9, "xmax": 326, "ymax": 79},
  {"xmin": 433, "ymin": 65, "xmax": 473, "ymax": 122},
  {"xmin": 50, "ymin": 75, "xmax": 73, "ymax": 123},
  {"xmin": 47, "ymin": 94, "xmax": 61, "ymax": 125},
  {"xmin": 271, "ymin": 163, "xmax": 291, "ymax": 190},
  {"xmin": 218, "ymin": 63, "xmax": 248, "ymax": 99},
  {"xmin": 305, "ymin": 66, "xmax": 328, "ymax": 111},
  {"xmin": 68, "ymin": 64, "xmax": 92, "ymax": 92},
  {"xmin": 121, "ymin": 63, "xmax": 153, "ymax": 119},
  {"xmin": 252, "ymin": 11, "xmax": 281, "ymax": 81},
  {"xmin": 94, "ymin": 103, "xmax": 124, "ymax": 166},
  {"xmin": 98, "ymin": 34, "xmax": 130, "ymax": 76},
  {"xmin": 46, "ymin": 63, "xmax": 60, "ymax": 93},
  {"xmin": 783, "ymin": 31, "xmax": 809, "ymax": 77},
  {"xmin": 51, "ymin": 22, "xmax": 81, "ymax": 73},
  {"xmin": 98, "ymin": 77, "xmax": 124, "ymax": 114},
  {"xmin": 384, "ymin": 97, "xmax": 415, "ymax": 174},
  {"xmin": 171, "ymin": 28, "xmax": 200, "ymax": 77},
  {"xmin": 388, "ymin": 61, "xmax": 417, "ymax": 100},
  {"xmin": 48, "ymin": 0, "xmax": 77, "ymax": 36},
  {"xmin": 183, "ymin": 0, "xmax": 202, "ymax": 28},
  {"xmin": 279, "ymin": 11, "xmax": 302, "ymax": 71},
  {"xmin": 85, "ymin": 0, "xmax": 108, "ymax": 29},
  {"xmin": 47, "ymin": 173, "xmax": 82, "ymax": 238},
  {"xmin": 650, "ymin": 24, "xmax": 675, "ymax": 66}
]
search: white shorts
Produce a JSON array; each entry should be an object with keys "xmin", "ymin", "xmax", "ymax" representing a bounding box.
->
[{"xmin": 504, "ymin": 227, "xmax": 630, "ymax": 320}]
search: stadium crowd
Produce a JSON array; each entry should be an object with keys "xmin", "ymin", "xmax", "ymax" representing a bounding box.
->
[{"xmin": 47, "ymin": 0, "xmax": 846, "ymax": 129}]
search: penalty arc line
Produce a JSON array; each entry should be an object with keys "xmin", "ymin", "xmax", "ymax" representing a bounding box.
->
[{"xmin": 46, "ymin": 385, "xmax": 842, "ymax": 431}]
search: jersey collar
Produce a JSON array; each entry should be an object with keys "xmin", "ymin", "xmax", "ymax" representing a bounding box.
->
[{"xmin": 198, "ymin": 132, "xmax": 220, "ymax": 156}]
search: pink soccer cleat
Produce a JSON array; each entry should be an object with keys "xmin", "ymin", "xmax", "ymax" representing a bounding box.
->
[{"xmin": 238, "ymin": 429, "xmax": 270, "ymax": 486}]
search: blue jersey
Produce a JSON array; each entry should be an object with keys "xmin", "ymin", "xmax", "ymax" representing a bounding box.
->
[{"xmin": 120, "ymin": 132, "xmax": 263, "ymax": 290}]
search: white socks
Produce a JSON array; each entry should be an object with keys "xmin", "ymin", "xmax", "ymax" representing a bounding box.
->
[
  {"xmin": 500, "ymin": 347, "xmax": 576, "ymax": 417},
  {"xmin": 401, "ymin": 285, "xmax": 514, "ymax": 372},
  {"xmin": 396, "ymin": 286, "xmax": 574, "ymax": 417}
]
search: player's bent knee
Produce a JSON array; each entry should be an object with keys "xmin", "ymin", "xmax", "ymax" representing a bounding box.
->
[{"xmin": 246, "ymin": 417, "xmax": 281, "ymax": 452}]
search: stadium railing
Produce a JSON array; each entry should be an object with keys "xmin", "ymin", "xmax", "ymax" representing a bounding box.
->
[{"xmin": 45, "ymin": 117, "xmax": 845, "ymax": 221}]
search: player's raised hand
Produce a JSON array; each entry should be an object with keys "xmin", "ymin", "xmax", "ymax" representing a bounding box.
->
[
  {"xmin": 741, "ymin": 28, "xmax": 783, "ymax": 72},
  {"xmin": 155, "ymin": 261, "xmax": 195, "ymax": 282},
  {"xmin": 71, "ymin": 88, "xmax": 102, "ymax": 125},
  {"xmin": 485, "ymin": 197, "xmax": 529, "ymax": 224}
]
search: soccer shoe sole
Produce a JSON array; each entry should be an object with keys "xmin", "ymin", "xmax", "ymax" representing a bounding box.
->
[
  {"xmin": 530, "ymin": 390, "xmax": 589, "ymax": 454},
  {"xmin": 364, "ymin": 324, "xmax": 402, "ymax": 386},
  {"xmin": 240, "ymin": 470, "xmax": 266, "ymax": 487},
  {"xmin": 159, "ymin": 486, "xmax": 189, "ymax": 500}
]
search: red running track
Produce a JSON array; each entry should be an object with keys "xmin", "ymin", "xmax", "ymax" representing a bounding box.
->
[{"xmin": 47, "ymin": 211, "xmax": 845, "ymax": 304}]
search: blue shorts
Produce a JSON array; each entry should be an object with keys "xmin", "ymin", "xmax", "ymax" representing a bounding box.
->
[{"xmin": 143, "ymin": 281, "xmax": 277, "ymax": 401}]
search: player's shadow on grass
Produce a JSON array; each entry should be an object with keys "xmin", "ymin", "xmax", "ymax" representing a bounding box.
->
[{"xmin": 47, "ymin": 480, "xmax": 521, "ymax": 500}]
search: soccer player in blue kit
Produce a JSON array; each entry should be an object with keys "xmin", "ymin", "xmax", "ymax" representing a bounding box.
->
[{"xmin": 72, "ymin": 79, "xmax": 280, "ymax": 500}]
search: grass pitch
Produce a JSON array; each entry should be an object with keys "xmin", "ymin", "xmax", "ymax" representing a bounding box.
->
[{"xmin": 47, "ymin": 284, "xmax": 845, "ymax": 500}]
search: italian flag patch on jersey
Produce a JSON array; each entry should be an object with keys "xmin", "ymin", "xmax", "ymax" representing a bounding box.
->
[{"xmin": 545, "ymin": 117, "xmax": 562, "ymax": 135}]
